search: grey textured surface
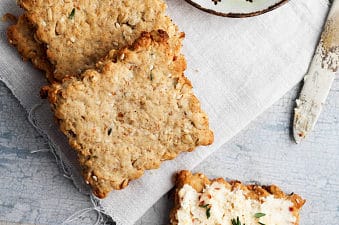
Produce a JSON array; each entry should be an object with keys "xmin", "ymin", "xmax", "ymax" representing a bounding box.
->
[
  {"xmin": 0, "ymin": 76, "xmax": 338, "ymax": 225},
  {"xmin": 0, "ymin": 81, "xmax": 97, "ymax": 225}
]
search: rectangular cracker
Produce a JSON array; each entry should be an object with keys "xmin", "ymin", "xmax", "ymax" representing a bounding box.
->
[
  {"xmin": 18, "ymin": 0, "xmax": 181, "ymax": 81},
  {"xmin": 46, "ymin": 30, "xmax": 214, "ymax": 198},
  {"xmin": 7, "ymin": 14, "xmax": 54, "ymax": 81}
]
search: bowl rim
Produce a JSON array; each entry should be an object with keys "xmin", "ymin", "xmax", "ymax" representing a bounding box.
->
[{"xmin": 184, "ymin": 0, "xmax": 290, "ymax": 18}]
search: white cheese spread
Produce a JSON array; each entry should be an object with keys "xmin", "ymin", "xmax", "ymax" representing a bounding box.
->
[{"xmin": 176, "ymin": 182, "xmax": 296, "ymax": 225}]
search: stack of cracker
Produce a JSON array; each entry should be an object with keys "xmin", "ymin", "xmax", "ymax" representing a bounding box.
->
[{"xmin": 7, "ymin": 0, "xmax": 214, "ymax": 198}]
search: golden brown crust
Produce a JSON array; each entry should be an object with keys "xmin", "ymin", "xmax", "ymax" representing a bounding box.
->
[
  {"xmin": 18, "ymin": 0, "xmax": 181, "ymax": 81},
  {"xmin": 46, "ymin": 31, "xmax": 213, "ymax": 198},
  {"xmin": 2, "ymin": 13, "xmax": 17, "ymax": 23},
  {"xmin": 7, "ymin": 14, "xmax": 54, "ymax": 82},
  {"xmin": 170, "ymin": 170, "xmax": 306, "ymax": 225}
]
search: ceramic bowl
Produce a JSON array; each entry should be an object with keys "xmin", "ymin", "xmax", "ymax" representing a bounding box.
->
[{"xmin": 184, "ymin": 0, "xmax": 289, "ymax": 17}]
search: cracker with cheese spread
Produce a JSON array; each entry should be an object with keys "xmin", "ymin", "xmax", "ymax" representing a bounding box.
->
[{"xmin": 170, "ymin": 170, "xmax": 305, "ymax": 225}]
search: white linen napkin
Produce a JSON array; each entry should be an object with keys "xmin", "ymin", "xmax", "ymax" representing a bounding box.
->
[{"xmin": 0, "ymin": 0, "xmax": 330, "ymax": 224}]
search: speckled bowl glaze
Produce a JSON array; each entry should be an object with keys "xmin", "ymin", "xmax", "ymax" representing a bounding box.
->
[{"xmin": 184, "ymin": 0, "xmax": 289, "ymax": 17}]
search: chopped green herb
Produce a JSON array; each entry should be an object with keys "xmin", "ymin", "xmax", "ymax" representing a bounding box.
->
[
  {"xmin": 255, "ymin": 213, "xmax": 266, "ymax": 225},
  {"xmin": 199, "ymin": 204, "xmax": 209, "ymax": 208},
  {"xmin": 254, "ymin": 213, "xmax": 266, "ymax": 218},
  {"xmin": 206, "ymin": 207, "xmax": 211, "ymax": 219},
  {"xmin": 107, "ymin": 128, "xmax": 112, "ymax": 136},
  {"xmin": 199, "ymin": 204, "xmax": 211, "ymax": 219},
  {"xmin": 231, "ymin": 217, "xmax": 245, "ymax": 225},
  {"xmin": 68, "ymin": 8, "xmax": 75, "ymax": 19},
  {"xmin": 150, "ymin": 72, "xmax": 153, "ymax": 81}
]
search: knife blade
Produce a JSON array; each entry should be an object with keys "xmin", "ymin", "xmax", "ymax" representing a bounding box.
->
[{"xmin": 293, "ymin": 0, "xmax": 339, "ymax": 143}]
